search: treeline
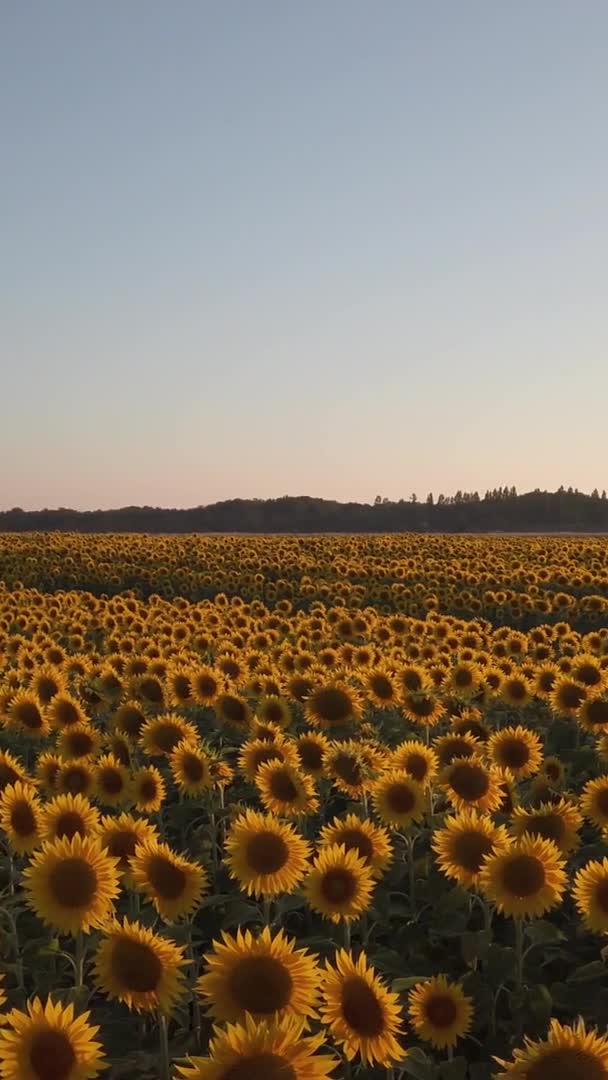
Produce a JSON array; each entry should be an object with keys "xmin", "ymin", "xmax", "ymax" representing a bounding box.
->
[{"xmin": 2, "ymin": 488, "xmax": 608, "ymax": 533}]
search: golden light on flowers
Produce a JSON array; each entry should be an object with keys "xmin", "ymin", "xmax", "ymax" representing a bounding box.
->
[
  {"xmin": 5, "ymin": 691, "xmax": 50, "ymax": 738},
  {"xmin": 325, "ymin": 740, "xmax": 380, "ymax": 797},
  {"xmin": 318, "ymin": 813, "xmax": 393, "ymax": 877},
  {"xmin": 57, "ymin": 724, "xmax": 101, "ymax": 761},
  {"xmin": 303, "ymin": 844, "xmax": 375, "ymax": 924},
  {"xmin": 550, "ymin": 676, "xmax": 588, "ymax": 716},
  {"xmin": 391, "ymin": 740, "xmax": 438, "ymax": 784},
  {"xmin": 295, "ymin": 732, "xmax": 330, "ymax": 777},
  {"xmin": 24, "ymin": 834, "xmax": 120, "ymax": 935},
  {"xmin": 46, "ymin": 693, "xmax": 88, "ymax": 730},
  {"xmin": 365, "ymin": 666, "xmax": 398, "ymax": 708},
  {"xmin": 320, "ymin": 948, "xmax": 404, "ymax": 1066},
  {"xmin": 41, "ymin": 793, "xmax": 101, "ymax": 843},
  {"xmin": 432, "ymin": 809, "xmax": 510, "ymax": 890},
  {"xmin": 225, "ymin": 809, "xmax": 311, "ymax": 899},
  {"xmin": 131, "ymin": 838, "xmax": 207, "ymax": 921},
  {"xmin": 304, "ymin": 681, "xmax": 362, "ymax": 729},
  {"xmin": 35, "ymin": 752, "xmax": 62, "ymax": 794},
  {"xmin": 197, "ymin": 926, "xmax": 320, "ymax": 1024},
  {"xmin": 440, "ymin": 756, "xmax": 504, "ymax": 814},
  {"xmin": 238, "ymin": 737, "xmax": 297, "ymax": 782},
  {"xmin": 132, "ymin": 764, "xmax": 166, "ymax": 813},
  {"xmin": 93, "ymin": 917, "xmax": 188, "ymax": 1013},
  {"xmin": 0, "ymin": 751, "xmax": 28, "ymax": 794},
  {"xmin": 255, "ymin": 760, "xmax": 319, "ymax": 817},
  {"xmin": 97, "ymin": 812, "xmax": 158, "ymax": 886},
  {"xmin": 190, "ymin": 666, "xmax": 222, "ymax": 706},
  {"xmin": 494, "ymin": 1018, "xmax": 608, "ymax": 1079},
  {"xmin": 0, "ymin": 781, "xmax": 42, "ymax": 854},
  {"xmin": 408, "ymin": 974, "xmax": 473, "ymax": 1050},
  {"xmin": 174, "ymin": 1013, "xmax": 337, "ymax": 1080},
  {"xmin": 433, "ymin": 732, "xmax": 480, "ymax": 769},
  {"xmin": 488, "ymin": 725, "xmax": 543, "ymax": 779},
  {"xmin": 140, "ymin": 714, "xmax": 198, "ymax": 757},
  {"xmin": 578, "ymin": 694, "xmax": 608, "ymax": 733},
  {"xmin": 55, "ymin": 760, "xmax": 95, "ymax": 799},
  {"xmin": 573, "ymin": 858, "xmax": 608, "ymax": 932},
  {"xmin": 401, "ymin": 689, "xmax": 445, "ymax": 727},
  {"xmin": 479, "ymin": 835, "xmax": 567, "ymax": 918},
  {"xmin": 170, "ymin": 739, "xmax": 213, "ymax": 796},
  {"xmin": 372, "ymin": 770, "xmax": 426, "ymax": 829},
  {"xmin": 580, "ymin": 775, "xmax": 608, "ymax": 829},
  {"xmin": 92, "ymin": 754, "xmax": 132, "ymax": 807},
  {"xmin": 510, "ymin": 797, "xmax": 582, "ymax": 855},
  {"xmin": 0, "ymin": 996, "xmax": 106, "ymax": 1080}
]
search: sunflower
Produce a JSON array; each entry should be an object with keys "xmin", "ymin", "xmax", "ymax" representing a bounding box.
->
[
  {"xmin": 92, "ymin": 754, "xmax": 132, "ymax": 808},
  {"xmin": 0, "ymin": 996, "xmax": 105, "ymax": 1080},
  {"xmin": 140, "ymin": 714, "xmax": 198, "ymax": 758},
  {"xmin": 170, "ymin": 740, "xmax": 213, "ymax": 797},
  {"xmin": 572, "ymin": 857, "xmax": 608, "ymax": 932},
  {"xmin": 34, "ymin": 752, "xmax": 62, "ymax": 794},
  {"xmin": 174, "ymin": 1013, "xmax": 337, "ymax": 1080},
  {"xmin": 132, "ymin": 765, "xmax": 166, "ymax": 813},
  {"xmin": 581, "ymin": 775, "xmax": 608, "ymax": 829},
  {"xmin": 0, "ymin": 751, "xmax": 28, "ymax": 794},
  {"xmin": 112, "ymin": 701, "xmax": 147, "ymax": 740},
  {"xmin": 5, "ymin": 691, "xmax": 50, "ymax": 738},
  {"xmin": 0, "ymin": 781, "xmax": 42, "ymax": 854},
  {"xmin": 239, "ymin": 737, "xmax": 298, "ymax": 782},
  {"xmin": 225, "ymin": 809, "xmax": 311, "ymax": 899},
  {"xmin": 550, "ymin": 676, "xmax": 588, "ymax": 716},
  {"xmin": 55, "ymin": 761, "xmax": 95, "ymax": 799},
  {"xmin": 93, "ymin": 917, "xmax": 187, "ymax": 1013},
  {"xmin": 325, "ymin": 740, "xmax": 380, "ymax": 798},
  {"xmin": 320, "ymin": 948, "xmax": 404, "ymax": 1066},
  {"xmin": 215, "ymin": 692, "xmax": 252, "ymax": 731},
  {"xmin": 488, "ymin": 726, "xmax": 543, "ymax": 779},
  {"xmin": 500, "ymin": 673, "xmax": 533, "ymax": 708},
  {"xmin": 364, "ymin": 666, "xmax": 399, "ymax": 709},
  {"xmin": 197, "ymin": 926, "xmax": 320, "ymax": 1024},
  {"xmin": 494, "ymin": 1017, "xmax": 608, "ymax": 1079},
  {"xmin": 46, "ymin": 693, "xmax": 89, "ymax": 730},
  {"xmin": 303, "ymin": 844, "xmax": 375, "ymax": 924},
  {"xmin": 510, "ymin": 797, "xmax": 582, "ymax": 855},
  {"xmin": 318, "ymin": 813, "xmax": 393, "ymax": 877},
  {"xmin": 97, "ymin": 812, "xmax": 158, "ymax": 887},
  {"xmin": 390, "ymin": 740, "xmax": 438, "ymax": 784},
  {"xmin": 41, "ymin": 793, "xmax": 101, "ymax": 843},
  {"xmin": 57, "ymin": 725, "xmax": 101, "ymax": 762},
  {"xmin": 479, "ymin": 834, "xmax": 567, "ymax": 918},
  {"xmin": 408, "ymin": 975, "xmax": 473, "ymax": 1050},
  {"xmin": 432, "ymin": 809, "xmax": 510, "ymax": 890},
  {"xmin": 372, "ymin": 770, "xmax": 426, "ymax": 829},
  {"xmin": 295, "ymin": 732, "xmax": 330, "ymax": 777},
  {"xmin": 165, "ymin": 666, "xmax": 193, "ymax": 708},
  {"xmin": 541, "ymin": 755, "xmax": 566, "ymax": 788},
  {"xmin": 451, "ymin": 709, "xmax": 490, "ymax": 744},
  {"xmin": 579, "ymin": 694, "xmax": 608, "ymax": 734},
  {"xmin": 190, "ymin": 666, "xmax": 222, "ymax": 707},
  {"xmin": 24, "ymin": 834, "xmax": 120, "ymax": 935},
  {"xmin": 433, "ymin": 732, "xmax": 480, "ymax": 769},
  {"xmin": 447, "ymin": 661, "xmax": 482, "ymax": 699},
  {"xmin": 130, "ymin": 838, "xmax": 207, "ymax": 921},
  {"xmin": 256, "ymin": 695, "xmax": 292, "ymax": 730},
  {"xmin": 304, "ymin": 681, "xmax": 362, "ymax": 730},
  {"xmin": 401, "ymin": 689, "xmax": 445, "ymax": 727},
  {"xmin": 440, "ymin": 756, "xmax": 504, "ymax": 814},
  {"xmin": 255, "ymin": 761, "xmax": 319, "ymax": 817}
]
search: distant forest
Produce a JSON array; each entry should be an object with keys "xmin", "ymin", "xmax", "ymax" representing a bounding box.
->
[{"xmin": 2, "ymin": 487, "xmax": 608, "ymax": 534}]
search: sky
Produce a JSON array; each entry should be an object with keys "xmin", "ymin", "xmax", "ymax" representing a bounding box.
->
[{"xmin": 2, "ymin": 2, "xmax": 607, "ymax": 511}]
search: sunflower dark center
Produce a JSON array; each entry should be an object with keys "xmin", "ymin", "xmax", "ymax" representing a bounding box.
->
[
  {"xmin": 341, "ymin": 975, "xmax": 385, "ymax": 1037},
  {"xmin": 297, "ymin": 741, "xmax": 323, "ymax": 771},
  {"xmin": 172, "ymin": 675, "xmax": 191, "ymax": 699},
  {"xmin": 268, "ymin": 770, "xmax": 299, "ymax": 803},
  {"xmin": 439, "ymin": 739, "xmax": 474, "ymax": 767},
  {"xmin": 56, "ymin": 811, "xmax": 87, "ymax": 840},
  {"xmin": 506, "ymin": 680, "xmax": 528, "ymax": 701},
  {"xmin": 425, "ymin": 992, "xmax": 458, "ymax": 1029},
  {"xmin": 404, "ymin": 753, "xmax": 428, "ymax": 782},
  {"xmin": 117, "ymin": 708, "xmax": 145, "ymax": 737},
  {"xmin": 15, "ymin": 702, "xmax": 44, "ymax": 729},
  {"xmin": 146, "ymin": 855, "xmax": 187, "ymax": 899},
  {"xmin": 336, "ymin": 828, "xmax": 374, "ymax": 863},
  {"xmin": 61, "ymin": 768, "xmax": 90, "ymax": 795},
  {"xmin": 151, "ymin": 725, "xmax": 183, "ymax": 753},
  {"xmin": 228, "ymin": 955, "xmax": 293, "ymax": 1014},
  {"xmin": 246, "ymin": 832, "xmax": 289, "ymax": 874},
  {"xmin": 68, "ymin": 732, "xmax": 94, "ymax": 757},
  {"xmin": 496, "ymin": 739, "xmax": 530, "ymax": 769},
  {"xmin": 222, "ymin": 1055, "xmax": 296, "ymax": 1080},
  {"xmin": 107, "ymin": 830, "xmax": 138, "ymax": 869},
  {"xmin": 545, "ymin": 762, "xmax": 561, "ymax": 781},
  {"xmin": 527, "ymin": 1048, "xmax": 606, "ymax": 1080},
  {"xmin": 524, "ymin": 814, "xmax": 565, "ymax": 845},
  {"xmin": 29, "ymin": 1029, "xmax": 77, "ymax": 1080},
  {"xmin": 558, "ymin": 684, "xmax": 585, "ymax": 710},
  {"xmin": 0, "ymin": 763, "xmax": 20, "ymax": 790},
  {"xmin": 138, "ymin": 777, "xmax": 158, "ymax": 802},
  {"xmin": 453, "ymin": 668, "xmax": 474, "ymax": 688},
  {"xmin": 402, "ymin": 671, "xmax": 423, "ymax": 691},
  {"xmin": 263, "ymin": 703, "xmax": 285, "ymax": 725},
  {"xmin": 55, "ymin": 701, "xmax": 81, "ymax": 726},
  {"xmin": 311, "ymin": 688, "xmax": 352, "ymax": 724},
  {"xmin": 253, "ymin": 746, "xmax": 283, "ymax": 772},
  {"xmin": 139, "ymin": 678, "xmax": 164, "ymax": 704},
  {"xmin": 332, "ymin": 753, "xmax": 362, "ymax": 787},
  {"xmin": 48, "ymin": 857, "xmax": 97, "ymax": 907},
  {"xmin": 371, "ymin": 675, "xmax": 393, "ymax": 700},
  {"xmin": 386, "ymin": 782, "xmax": 416, "ymax": 814},
  {"xmin": 111, "ymin": 936, "xmax": 162, "ymax": 992},
  {"xmin": 320, "ymin": 867, "xmax": 357, "ymax": 905},
  {"xmin": 99, "ymin": 768, "xmax": 124, "ymax": 795},
  {"xmin": 452, "ymin": 831, "xmax": 493, "ymax": 873},
  {"xmin": 11, "ymin": 799, "xmax": 37, "ymax": 836},
  {"xmin": 219, "ymin": 696, "xmax": 248, "ymax": 726},
  {"xmin": 502, "ymin": 854, "xmax": 546, "ymax": 897},
  {"xmin": 576, "ymin": 665, "xmax": 602, "ymax": 686},
  {"xmin": 196, "ymin": 676, "xmax": 218, "ymax": 699},
  {"xmin": 595, "ymin": 789, "xmax": 608, "ymax": 816},
  {"xmin": 182, "ymin": 753, "xmax": 205, "ymax": 782},
  {"xmin": 585, "ymin": 700, "xmax": 608, "ymax": 727},
  {"xmin": 595, "ymin": 879, "xmax": 608, "ymax": 914},
  {"xmin": 449, "ymin": 763, "xmax": 489, "ymax": 801}
]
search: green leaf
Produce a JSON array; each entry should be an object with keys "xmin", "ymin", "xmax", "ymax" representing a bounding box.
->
[
  {"xmin": 469, "ymin": 1065, "xmax": 493, "ymax": 1080},
  {"xmin": 461, "ymin": 929, "xmax": 492, "ymax": 966},
  {"xmin": 526, "ymin": 983, "xmax": 552, "ymax": 1025},
  {"xmin": 439, "ymin": 1058, "xmax": 468, "ymax": 1080},
  {"xmin": 526, "ymin": 919, "xmax": 565, "ymax": 945},
  {"xmin": 485, "ymin": 944, "xmax": 516, "ymax": 985},
  {"xmin": 392, "ymin": 975, "xmax": 429, "ymax": 992},
  {"xmin": 401, "ymin": 1046, "xmax": 436, "ymax": 1079},
  {"xmin": 567, "ymin": 960, "xmax": 606, "ymax": 983}
]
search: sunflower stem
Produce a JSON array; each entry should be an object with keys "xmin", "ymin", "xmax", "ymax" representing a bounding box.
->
[
  {"xmin": 262, "ymin": 898, "xmax": 273, "ymax": 926},
  {"xmin": 75, "ymin": 931, "xmax": 86, "ymax": 994},
  {"xmin": 514, "ymin": 917, "xmax": 525, "ymax": 992},
  {"xmin": 158, "ymin": 1009, "xmax": 170, "ymax": 1080},
  {"xmin": 407, "ymin": 835, "xmax": 416, "ymax": 911},
  {"xmin": 342, "ymin": 919, "xmax": 351, "ymax": 950}
]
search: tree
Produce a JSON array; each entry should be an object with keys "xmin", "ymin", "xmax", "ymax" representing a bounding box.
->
[
  {"xmin": 411, "ymin": 493, "xmax": 418, "ymax": 504},
  {"xmin": 374, "ymin": 495, "xmax": 382, "ymax": 506},
  {"xmin": 426, "ymin": 493, "xmax": 434, "ymax": 505}
]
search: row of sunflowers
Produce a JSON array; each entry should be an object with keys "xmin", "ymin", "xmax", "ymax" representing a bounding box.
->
[{"xmin": 0, "ymin": 537, "xmax": 607, "ymax": 1078}]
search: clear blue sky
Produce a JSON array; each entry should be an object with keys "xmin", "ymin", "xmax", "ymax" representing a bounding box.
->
[{"xmin": 2, "ymin": 2, "xmax": 607, "ymax": 510}]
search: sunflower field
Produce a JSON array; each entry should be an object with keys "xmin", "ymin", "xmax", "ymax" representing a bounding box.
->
[{"xmin": 0, "ymin": 533, "xmax": 608, "ymax": 1080}]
